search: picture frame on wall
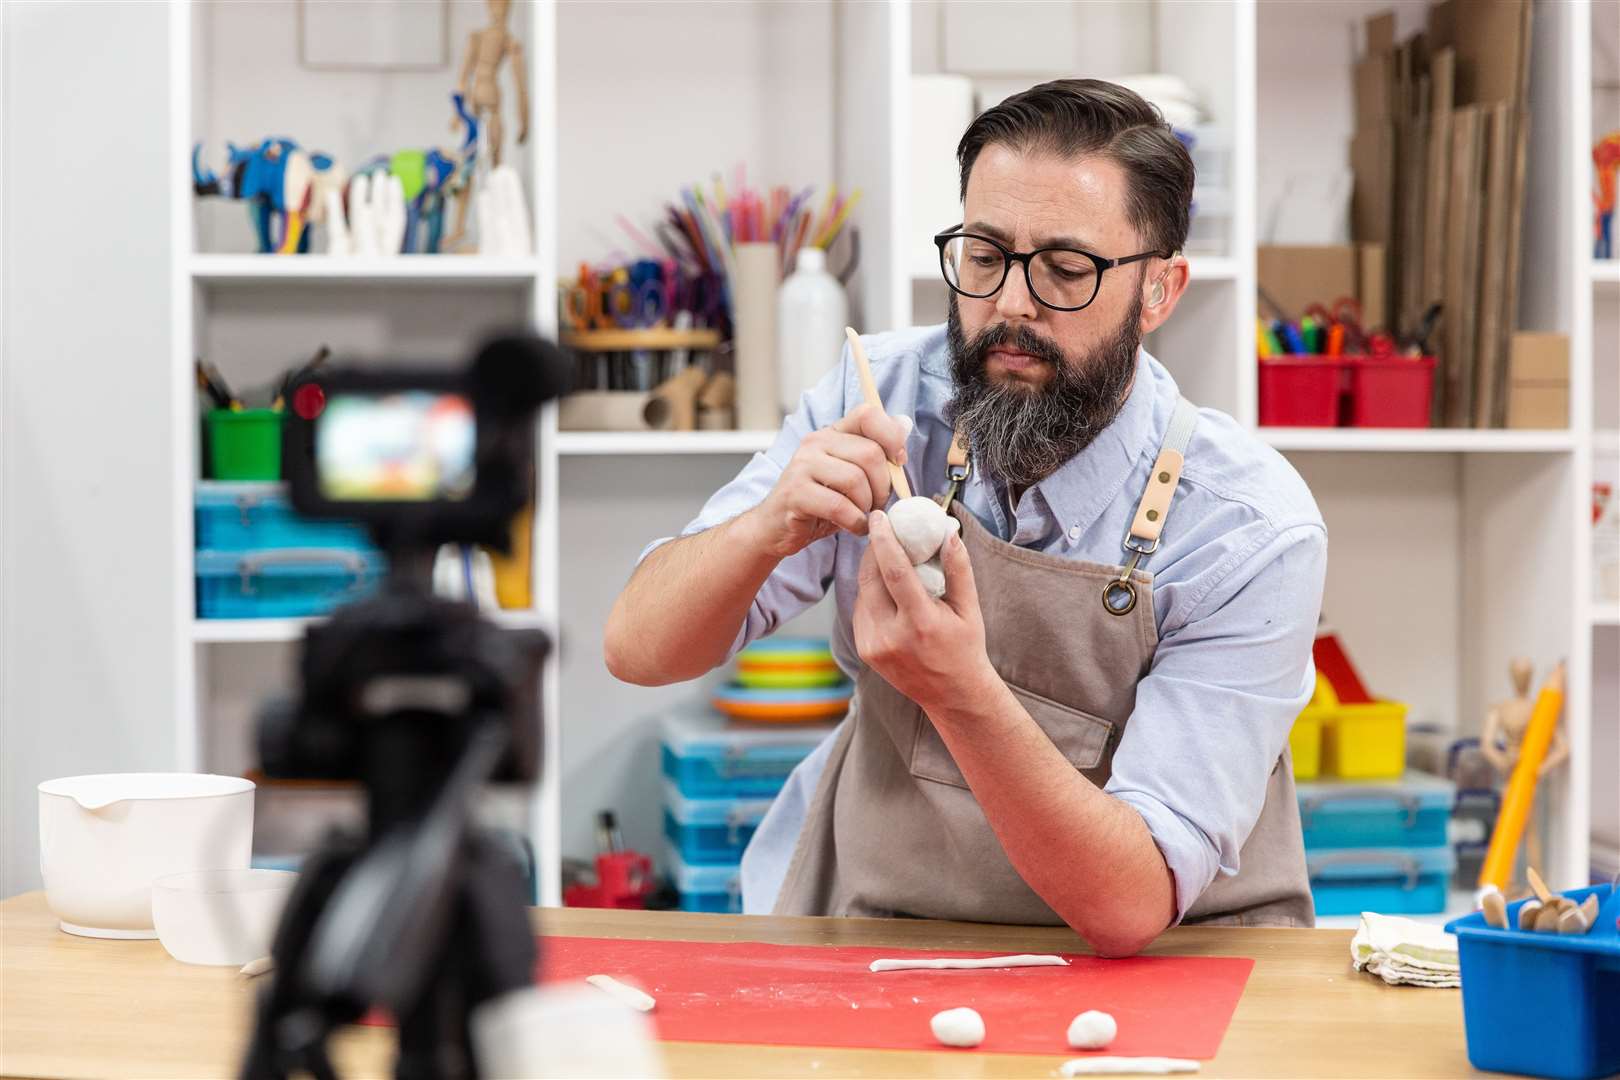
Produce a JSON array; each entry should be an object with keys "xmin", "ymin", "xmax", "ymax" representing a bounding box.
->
[{"xmin": 299, "ymin": 0, "xmax": 450, "ymax": 72}]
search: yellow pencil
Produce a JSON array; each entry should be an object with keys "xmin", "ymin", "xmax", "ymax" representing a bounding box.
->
[
  {"xmin": 816, "ymin": 189, "xmax": 863, "ymax": 248},
  {"xmin": 1478, "ymin": 661, "xmax": 1565, "ymax": 892}
]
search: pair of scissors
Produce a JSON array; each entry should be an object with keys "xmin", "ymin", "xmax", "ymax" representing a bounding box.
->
[
  {"xmin": 605, "ymin": 260, "xmax": 669, "ymax": 329},
  {"xmin": 562, "ymin": 263, "xmax": 611, "ymax": 331}
]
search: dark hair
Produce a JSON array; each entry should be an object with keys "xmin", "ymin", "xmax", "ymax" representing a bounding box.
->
[{"xmin": 956, "ymin": 79, "xmax": 1194, "ymax": 256}]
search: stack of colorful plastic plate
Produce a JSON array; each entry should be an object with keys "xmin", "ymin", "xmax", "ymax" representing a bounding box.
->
[{"xmin": 714, "ymin": 638, "xmax": 852, "ymax": 722}]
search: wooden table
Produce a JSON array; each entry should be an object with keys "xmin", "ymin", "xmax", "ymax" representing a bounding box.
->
[{"xmin": 0, "ymin": 891, "xmax": 1481, "ymax": 1078}]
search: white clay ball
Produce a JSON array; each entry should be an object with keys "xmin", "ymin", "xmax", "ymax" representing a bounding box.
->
[
  {"xmin": 888, "ymin": 496, "xmax": 953, "ymax": 564},
  {"xmin": 1067, "ymin": 1010, "xmax": 1117, "ymax": 1050},
  {"xmin": 915, "ymin": 557, "xmax": 946, "ymax": 598},
  {"xmin": 930, "ymin": 1006, "xmax": 985, "ymax": 1048}
]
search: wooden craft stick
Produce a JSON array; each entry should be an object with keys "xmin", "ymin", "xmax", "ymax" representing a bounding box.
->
[
  {"xmin": 1526, "ymin": 866, "xmax": 1554, "ymax": 904},
  {"xmin": 845, "ymin": 326, "xmax": 913, "ymax": 501}
]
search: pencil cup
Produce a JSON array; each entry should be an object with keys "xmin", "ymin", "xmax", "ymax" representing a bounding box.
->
[
  {"xmin": 731, "ymin": 242, "xmax": 781, "ymax": 430},
  {"xmin": 206, "ymin": 409, "xmax": 283, "ymax": 481}
]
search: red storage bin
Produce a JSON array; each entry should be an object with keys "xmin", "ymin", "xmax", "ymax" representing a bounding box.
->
[
  {"xmin": 1259, "ymin": 356, "xmax": 1346, "ymax": 426},
  {"xmin": 1347, "ymin": 355, "xmax": 1436, "ymax": 428}
]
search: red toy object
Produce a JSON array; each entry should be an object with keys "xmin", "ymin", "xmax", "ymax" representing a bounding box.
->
[
  {"xmin": 562, "ymin": 851, "xmax": 654, "ymax": 910},
  {"xmin": 365, "ymin": 937, "xmax": 1255, "ymax": 1060},
  {"xmin": 1314, "ymin": 632, "xmax": 1373, "ymax": 704}
]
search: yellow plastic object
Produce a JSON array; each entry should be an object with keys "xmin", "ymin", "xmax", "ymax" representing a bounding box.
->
[
  {"xmin": 486, "ymin": 506, "xmax": 533, "ymax": 609},
  {"xmin": 1288, "ymin": 673, "xmax": 1334, "ymax": 780},
  {"xmin": 1321, "ymin": 699, "xmax": 1409, "ymax": 778}
]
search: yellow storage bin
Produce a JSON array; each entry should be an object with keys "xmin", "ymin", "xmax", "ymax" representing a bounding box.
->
[
  {"xmin": 1289, "ymin": 673, "xmax": 1332, "ymax": 780},
  {"xmin": 1320, "ymin": 699, "xmax": 1408, "ymax": 779}
]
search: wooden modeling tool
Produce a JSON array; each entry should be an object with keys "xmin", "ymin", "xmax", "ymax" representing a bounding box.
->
[{"xmin": 844, "ymin": 326, "xmax": 912, "ymax": 501}]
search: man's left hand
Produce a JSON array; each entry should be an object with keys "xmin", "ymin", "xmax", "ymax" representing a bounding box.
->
[{"xmin": 853, "ymin": 509, "xmax": 995, "ymax": 714}]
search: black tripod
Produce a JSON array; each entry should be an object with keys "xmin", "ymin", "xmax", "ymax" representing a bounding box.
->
[{"xmin": 239, "ymin": 573, "xmax": 549, "ymax": 1080}]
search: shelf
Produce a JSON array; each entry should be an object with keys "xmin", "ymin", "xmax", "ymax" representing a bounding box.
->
[
  {"xmin": 1593, "ymin": 261, "xmax": 1620, "ymax": 287},
  {"xmin": 555, "ymin": 430, "xmax": 778, "ymax": 456},
  {"xmin": 562, "ymin": 328, "xmax": 722, "ymax": 352},
  {"xmin": 1592, "ymin": 604, "xmax": 1620, "ymax": 628},
  {"xmin": 189, "ymin": 254, "xmax": 542, "ymax": 286},
  {"xmin": 193, "ymin": 609, "xmax": 550, "ymax": 643},
  {"xmin": 1596, "ymin": 429, "xmax": 1620, "ymax": 455},
  {"xmin": 1259, "ymin": 428, "xmax": 1576, "ymax": 453}
]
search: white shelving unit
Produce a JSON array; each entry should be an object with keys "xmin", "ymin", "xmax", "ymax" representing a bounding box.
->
[{"xmin": 167, "ymin": 0, "xmax": 1615, "ymax": 907}]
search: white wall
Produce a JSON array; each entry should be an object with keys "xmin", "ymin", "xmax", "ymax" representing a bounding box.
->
[{"xmin": 1, "ymin": 2, "xmax": 176, "ymax": 897}]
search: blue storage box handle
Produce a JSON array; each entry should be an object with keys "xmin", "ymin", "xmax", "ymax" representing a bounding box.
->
[
  {"xmin": 1308, "ymin": 850, "xmax": 1422, "ymax": 890},
  {"xmin": 1300, "ymin": 788, "xmax": 1422, "ymax": 830},
  {"xmin": 235, "ymin": 548, "xmax": 370, "ymax": 595}
]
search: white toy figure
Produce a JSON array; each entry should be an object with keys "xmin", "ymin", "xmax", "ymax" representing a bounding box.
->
[{"xmin": 474, "ymin": 165, "xmax": 532, "ymax": 256}]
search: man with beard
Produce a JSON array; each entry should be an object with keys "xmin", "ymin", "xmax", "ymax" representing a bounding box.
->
[{"xmin": 605, "ymin": 80, "xmax": 1326, "ymax": 955}]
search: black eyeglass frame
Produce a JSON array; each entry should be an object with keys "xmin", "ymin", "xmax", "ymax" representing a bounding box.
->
[{"xmin": 933, "ymin": 225, "xmax": 1171, "ymax": 312}]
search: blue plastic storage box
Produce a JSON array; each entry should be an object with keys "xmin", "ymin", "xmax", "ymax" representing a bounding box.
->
[
  {"xmin": 663, "ymin": 781, "xmax": 773, "ymax": 865},
  {"xmin": 196, "ymin": 548, "xmax": 385, "ymax": 619},
  {"xmin": 1447, "ymin": 885, "xmax": 1619, "ymax": 1080},
  {"xmin": 1296, "ymin": 771, "xmax": 1455, "ymax": 849},
  {"xmin": 1305, "ymin": 845, "xmax": 1455, "ymax": 915},
  {"xmin": 666, "ymin": 848, "xmax": 743, "ymax": 914},
  {"xmin": 660, "ymin": 709, "xmax": 833, "ymax": 799},
  {"xmin": 195, "ymin": 482, "xmax": 375, "ymax": 552}
]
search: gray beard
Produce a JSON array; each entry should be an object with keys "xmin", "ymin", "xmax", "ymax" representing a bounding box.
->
[{"xmin": 943, "ymin": 294, "xmax": 1142, "ymax": 489}]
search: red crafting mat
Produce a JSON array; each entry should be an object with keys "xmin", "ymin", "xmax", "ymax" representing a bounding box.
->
[{"xmin": 360, "ymin": 936, "xmax": 1252, "ymax": 1058}]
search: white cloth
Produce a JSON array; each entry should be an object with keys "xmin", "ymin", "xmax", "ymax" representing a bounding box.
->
[{"xmin": 1349, "ymin": 912, "xmax": 1460, "ymax": 988}]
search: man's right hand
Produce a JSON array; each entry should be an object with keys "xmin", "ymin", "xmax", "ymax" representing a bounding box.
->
[{"xmin": 741, "ymin": 404, "xmax": 912, "ymax": 560}]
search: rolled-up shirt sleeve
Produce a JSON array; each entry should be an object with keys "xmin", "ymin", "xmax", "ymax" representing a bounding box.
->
[
  {"xmin": 1104, "ymin": 521, "xmax": 1328, "ymax": 923},
  {"xmin": 633, "ymin": 346, "xmax": 856, "ymax": 662}
]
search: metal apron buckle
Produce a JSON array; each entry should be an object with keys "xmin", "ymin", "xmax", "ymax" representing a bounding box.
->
[{"xmin": 1104, "ymin": 534, "xmax": 1158, "ymax": 617}]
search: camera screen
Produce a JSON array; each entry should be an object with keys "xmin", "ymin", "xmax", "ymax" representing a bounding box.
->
[{"xmin": 316, "ymin": 391, "xmax": 476, "ymax": 502}]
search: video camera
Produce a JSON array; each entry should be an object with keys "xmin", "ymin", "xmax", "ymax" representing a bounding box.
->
[{"xmin": 242, "ymin": 333, "xmax": 571, "ymax": 1080}]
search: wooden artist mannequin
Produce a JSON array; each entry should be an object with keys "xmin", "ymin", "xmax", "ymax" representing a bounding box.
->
[
  {"xmin": 454, "ymin": 0, "xmax": 529, "ymax": 167},
  {"xmin": 447, "ymin": 0, "xmax": 528, "ymax": 249},
  {"xmin": 1481, "ymin": 657, "xmax": 1569, "ymax": 878}
]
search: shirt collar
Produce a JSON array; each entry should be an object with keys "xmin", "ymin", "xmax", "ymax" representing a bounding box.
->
[{"xmin": 1029, "ymin": 348, "xmax": 1166, "ymax": 543}]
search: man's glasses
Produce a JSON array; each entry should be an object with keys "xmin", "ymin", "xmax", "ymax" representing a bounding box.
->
[{"xmin": 934, "ymin": 227, "xmax": 1168, "ymax": 312}]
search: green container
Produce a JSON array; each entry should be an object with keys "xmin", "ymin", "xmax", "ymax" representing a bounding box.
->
[{"xmin": 206, "ymin": 409, "xmax": 283, "ymax": 480}]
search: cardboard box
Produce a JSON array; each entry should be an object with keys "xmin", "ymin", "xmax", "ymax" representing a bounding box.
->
[
  {"xmin": 1507, "ymin": 331, "xmax": 1570, "ymax": 383},
  {"xmin": 1258, "ymin": 246, "xmax": 1356, "ymax": 323},
  {"xmin": 1506, "ymin": 385, "xmax": 1569, "ymax": 429},
  {"xmin": 1505, "ymin": 332, "xmax": 1570, "ymax": 429}
]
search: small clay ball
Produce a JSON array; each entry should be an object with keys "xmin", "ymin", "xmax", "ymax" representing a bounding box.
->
[
  {"xmin": 929, "ymin": 1007, "xmax": 985, "ymax": 1048},
  {"xmin": 915, "ymin": 557, "xmax": 946, "ymax": 599},
  {"xmin": 888, "ymin": 496, "xmax": 954, "ymax": 564},
  {"xmin": 1067, "ymin": 1010, "xmax": 1117, "ymax": 1050}
]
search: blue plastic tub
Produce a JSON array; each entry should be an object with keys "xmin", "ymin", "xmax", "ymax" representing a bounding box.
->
[
  {"xmin": 1305, "ymin": 845, "xmax": 1455, "ymax": 915},
  {"xmin": 1447, "ymin": 885, "xmax": 1619, "ymax": 1080},
  {"xmin": 663, "ymin": 781, "xmax": 772, "ymax": 865},
  {"xmin": 1296, "ymin": 771, "xmax": 1455, "ymax": 849},
  {"xmin": 660, "ymin": 709, "xmax": 833, "ymax": 799},
  {"xmin": 196, "ymin": 548, "xmax": 385, "ymax": 618},
  {"xmin": 195, "ymin": 482, "xmax": 375, "ymax": 552},
  {"xmin": 666, "ymin": 848, "xmax": 742, "ymax": 914}
]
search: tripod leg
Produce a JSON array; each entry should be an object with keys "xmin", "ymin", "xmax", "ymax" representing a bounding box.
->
[{"xmin": 240, "ymin": 834, "xmax": 362, "ymax": 1080}]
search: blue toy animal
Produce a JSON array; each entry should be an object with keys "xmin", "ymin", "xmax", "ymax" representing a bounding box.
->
[{"xmin": 192, "ymin": 137, "xmax": 345, "ymax": 254}]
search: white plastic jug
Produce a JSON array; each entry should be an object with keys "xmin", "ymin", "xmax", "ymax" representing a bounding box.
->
[{"xmin": 776, "ymin": 247, "xmax": 848, "ymax": 416}]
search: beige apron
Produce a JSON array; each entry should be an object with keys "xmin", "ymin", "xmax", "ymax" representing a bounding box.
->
[{"xmin": 774, "ymin": 398, "xmax": 1314, "ymax": 928}]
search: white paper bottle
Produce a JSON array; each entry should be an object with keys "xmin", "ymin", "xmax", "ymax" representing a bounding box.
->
[
  {"xmin": 731, "ymin": 242, "xmax": 781, "ymax": 430},
  {"xmin": 776, "ymin": 247, "xmax": 849, "ymax": 415}
]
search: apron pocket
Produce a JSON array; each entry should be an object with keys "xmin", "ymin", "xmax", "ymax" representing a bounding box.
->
[{"xmin": 909, "ymin": 683, "xmax": 1116, "ymax": 790}]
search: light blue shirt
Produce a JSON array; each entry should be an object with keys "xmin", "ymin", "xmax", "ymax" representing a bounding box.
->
[{"xmin": 642, "ymin": 324, "xmax": 1328, "ymax": 922}]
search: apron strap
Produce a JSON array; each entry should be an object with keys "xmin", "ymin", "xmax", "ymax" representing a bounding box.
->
[{"xmin": 1127, "ymin": 396, "xmax": 1197, "ymax": 545}]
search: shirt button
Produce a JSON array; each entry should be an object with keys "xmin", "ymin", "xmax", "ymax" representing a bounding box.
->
[{"xmin": 1067, "ymin": 525, "xmax": 1081, "ymax": 541}]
